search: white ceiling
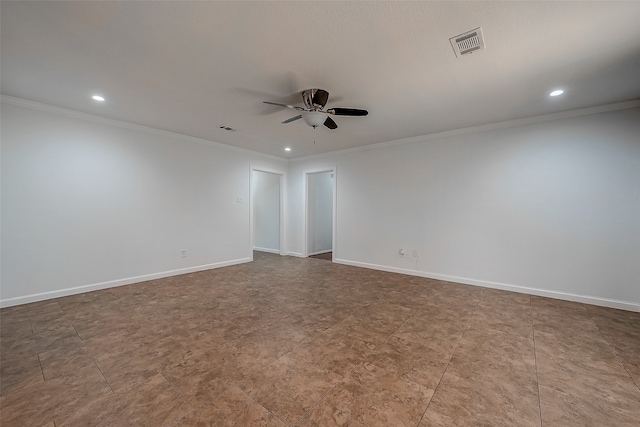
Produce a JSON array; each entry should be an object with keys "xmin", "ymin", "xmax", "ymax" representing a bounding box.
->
[{"xmin": 2, "ymin": 1, "xmax": 640, "ymax": 159}]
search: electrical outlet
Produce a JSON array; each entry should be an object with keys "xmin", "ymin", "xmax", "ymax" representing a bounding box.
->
[
  {"xmin": 181, "ymin": 250, "xmax": 187, "ymax": 258},
  {"xmin": 412, "ymin": 249, "xmax": 419, "ymax": 257},
  {"xmin": 399, "ymin": 248, "xmax": 406, "ymax": 257}
]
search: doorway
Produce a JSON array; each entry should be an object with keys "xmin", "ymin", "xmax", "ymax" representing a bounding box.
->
[
  {"xmin": 305, "ymin": 169, "xmax": 336, "ymax": 261},
  {"xmin": 251, "ymin": 168, "xmax": 285, "ymax": 258}
]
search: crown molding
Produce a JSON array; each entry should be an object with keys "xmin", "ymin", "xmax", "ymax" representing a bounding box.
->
[
  {"xmin": 4, "ymin": 94, "xmax": 638, "ymax": 164},
  {"xmin": 291, "ymin": 98, "xmax": 640, "ymax": 163},
  {"xmin": 0, "ymin": 95, "xmax": 286, "ymax": 162}
]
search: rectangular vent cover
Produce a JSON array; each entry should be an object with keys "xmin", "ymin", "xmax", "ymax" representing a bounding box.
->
[{"xmin": 450, "ymin": 27, "xmax": 485, "ymax": 57}]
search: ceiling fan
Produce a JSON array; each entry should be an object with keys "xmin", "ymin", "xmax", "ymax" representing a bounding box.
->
[{"xmin": 263, "ymin": 89, "xmax": 368, "ymax": 130}]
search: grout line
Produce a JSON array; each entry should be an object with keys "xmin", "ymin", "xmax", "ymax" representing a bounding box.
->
[
  {"xmin": 583, "ymin": 306, "xmax": 640, "ymax": 392},
  {"xmin": 158, "ymin": 376, "xmax": 198, "ymax": 426},
  {"xmin": 338, "ymin": 359, "xmax": 361, "ymax": 381},
  {"xmin": 159, "ymin": 372, "xmax": 195, "ymax": 410},
  {"xmin": 530, "ymin": 295, "xmax": 543, "ymax": 427},
  {"xmin": 416, "ymin": 289, "xmax": 485, "ymax": 425},
  {"xmin": 229, "ymin": 330, "xmax": 353, "ymax": 425},
  {"xmin": 250, "ymin": 328, "xmax": 320, "ymax": 375},
  {"xmin": 36, "ymin": 353, "xmax": 46, "ymax": 382},
  {"xmin": 71, "ymin": 324, "xmax": 82, "ymax": 341},
  {"xmin": 94, "ymin": 362, "xmax": 115, "ymax": 394},
  {"xmin": 236, "ymin": 386, "xmax": 291, "ymax": 426},
  {"xmin": 293, "ymin": 377, "xmax": 350, "ymax": 427}
]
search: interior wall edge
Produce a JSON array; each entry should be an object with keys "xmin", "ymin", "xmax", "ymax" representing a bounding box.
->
[
  {"xmin": 0, "ymin": 257, "xmax": 251, "ymax": 308},
  {"xmin": 333, "ymin": 258, "xmax": 640, "ymax": 313}
]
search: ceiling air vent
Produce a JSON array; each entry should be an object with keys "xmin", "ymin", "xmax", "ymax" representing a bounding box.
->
[
  {"xmin": 219, "ymin": 124, "xmax": 237, "ymax": 132},
  {"xmin": 450, "ymin": 27, "xmax": 485, "ymax": 57}
]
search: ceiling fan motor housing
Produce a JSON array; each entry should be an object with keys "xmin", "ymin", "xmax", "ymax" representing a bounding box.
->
[{"xmin": 302, "ymin": 89, "xmax": 329, "ymax": 110}]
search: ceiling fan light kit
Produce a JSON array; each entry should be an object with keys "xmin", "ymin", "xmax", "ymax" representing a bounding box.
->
[
  {"xmin": 264, "ymin": 89, "xmax": 368, "ymax": 130},
  {"xmin": 302, "ymin": 111, "xmax": 327, "ymax": 128}
]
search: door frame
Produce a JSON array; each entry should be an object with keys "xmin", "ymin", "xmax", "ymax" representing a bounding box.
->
[
  {"xmin": 304, "ymin": 167, "xmax": 337, "ymax": 260},
  {"xmin": 250, "ymin": 166, "xmax": 286, "ymax": 261}
]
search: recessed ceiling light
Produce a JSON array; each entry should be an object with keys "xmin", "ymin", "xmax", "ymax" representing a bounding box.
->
[
  {"xmin": 92, "ymin": 95, "xmax": 105, "ymax": 102},
  {"xmin": 284, "ymin": 147, "xmax": 291, "ymax": 152},
  {"xmin": 549, "ymin": 90, "xmax": 564, "ymax": 97}
]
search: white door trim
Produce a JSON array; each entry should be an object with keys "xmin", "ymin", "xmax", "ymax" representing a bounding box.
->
[
  {"xmin": 250, "ymin": 166, "xmax": 287, "ymax": 261},
  {"xmin": 304, "ymin": 167, "xmax": 337, "ymax": 260}
]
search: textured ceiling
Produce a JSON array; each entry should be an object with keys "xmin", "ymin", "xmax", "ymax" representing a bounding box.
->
[{"xmin": 2, "ymin": 1, "xmax": 640, "ymax": 158}]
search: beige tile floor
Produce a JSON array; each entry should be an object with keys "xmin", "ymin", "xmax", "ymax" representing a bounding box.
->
[{"xmin": 1, "ymin": 252, "xmax": 639, "ymax": 426}]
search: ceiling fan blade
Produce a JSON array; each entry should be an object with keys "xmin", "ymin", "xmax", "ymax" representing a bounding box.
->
[
  {"xmin": 312, "ymin": 89, "xmax": 329, "ymax": 109},
  {"xmin": 328, "ymin": 108, "xmax": 368, "ymax": 116},
  {"xmin": 263, "ymin": 101, "xmax": 306, "ymax": 111},
  {"xmin": 282, "ymin": 115, "xmax": 303, "ymax": 124},
  {"xmin": 324, "ymin": 117, "xmax": 338, "ymax": 130}
]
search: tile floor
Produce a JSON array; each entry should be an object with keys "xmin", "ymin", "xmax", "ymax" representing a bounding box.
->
[{"xmin": 1, "ymin": 252, "xmax": 639, "ymax": 426}]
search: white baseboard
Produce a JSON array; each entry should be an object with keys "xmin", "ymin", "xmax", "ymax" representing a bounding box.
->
[
  {"xmin": 253, "ymin": 246, "xmax": 281, "ymax": 254},
  {"xmin": 308, "ymin": 250, "xmax": 332, "ymax": 256},
  {"xmin": 0, "ymin": 258, "xmax": 251, "ymax": 308},
  {"xmin": 6, "ymin": 256, "xmax": 636, "ymax": 313},
  {"xmin": 286, "ymin": 251, "xmax": 305, "ymax": 258},
  {"xmin": 333, "ymin": 258, "xmax": 640, "ymax": 313}
]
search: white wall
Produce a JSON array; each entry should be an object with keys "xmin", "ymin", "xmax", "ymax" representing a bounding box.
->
[
  {"xmin": 0, "ymin": 99, "xmax": 286, "ymax": 306},
  {"xmin": 287, "ymin": 107, "xmax": 640, "ymax": 310},
  {"xmin": 3, "ymin": 98, "xmax": 639, "ymax": 312},
  {"xmin": 252, "ymin": 170, "xmax": 280, "ymax": 253},
  {"xmin": 306, "ymin": 171, "xmax": 333, "ymax": 255}
]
